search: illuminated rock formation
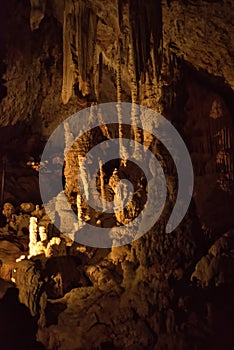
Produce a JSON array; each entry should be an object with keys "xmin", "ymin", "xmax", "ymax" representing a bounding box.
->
[
  {"xmin": 29, "ymin": 217, "xmax": 38, "ymax": 257},
  {"xmin": 0, "ymin": 0, "xmax": 234, "ymax": 349}
]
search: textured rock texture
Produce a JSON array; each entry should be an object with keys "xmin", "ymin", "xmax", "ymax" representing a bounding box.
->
[
  {"xmin": 162, "ymin": 0, "xmax": 234, "ymax": 89},
  {"xmin": 0, "ymin": 0, "xmax": 234, "ymax": 349},
  {"xmin": 0, "ymin": 240, "xmax": 22, "ymax": 281}
]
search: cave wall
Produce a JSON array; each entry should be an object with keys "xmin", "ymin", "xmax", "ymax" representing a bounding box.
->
[
  {"xmin": 1, "ymin": 0, "xmax": 233, "ymax": 228},
  {"xmin": 0, "ymin": 0, "xmax": 234, "ymax": 349},
  {"xmin": 1, "ymin": 0, "xmax": 233, "ymax": 128}
]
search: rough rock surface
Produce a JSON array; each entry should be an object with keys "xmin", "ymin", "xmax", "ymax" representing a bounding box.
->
[
  {"xmin": 0, "ymin": 240, "xmax": 22, "ymax": 281},
  {"xmin": 0, "ymin": 0, "xmax": 233, "ymax": 349}
]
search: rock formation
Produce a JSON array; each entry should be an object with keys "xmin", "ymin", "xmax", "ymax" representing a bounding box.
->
[{"xmin": 0, "ymin": 0, "xmax": 233, "ymax": 349}]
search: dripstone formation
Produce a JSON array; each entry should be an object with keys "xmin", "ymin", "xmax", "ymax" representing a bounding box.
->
[{"xmin": 0, "ymin": 0, "xmax": 234, "ymax": 349}]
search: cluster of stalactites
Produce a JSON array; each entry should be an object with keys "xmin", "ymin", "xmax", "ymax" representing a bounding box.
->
[
  {"xmin": 61, "ymin": 0, "xmax": 98, "ymax": 104},
  {"xmin": 60, "ymin": 0, "xmax": 162, "ymax": 105},
  {"xmin": 28, "ymin": 0, "xmax": 163, "ymax": 104},
  {"xmin": 127, "ymin": 0, "xmax": 162, "ymax": 82}
]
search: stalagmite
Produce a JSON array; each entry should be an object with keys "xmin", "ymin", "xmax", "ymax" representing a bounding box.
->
[
  {"xmin": 114, "ymin": 182, "xmax": 132, "ymax": 225},
  {"xmin": 46, "ymin": 237, "xmax": 66, "ymax": 258},
  {"xmin": 109, "ymin": 168, "xmax": 120, "ymax": 192},
  {"xmin": 29, "ymin": 217, "xmax": 38, "ymax": 257},
  {"xmin": 109, "ymin": 168, "xmax": 131, "ymax": 225},
  {"xmin": 77, "ymin": 193, "xmax": 83, "ymax": 222},
  {"xmin": 39, "ymin": 226, "xmax": 47, "ymax": 242}
]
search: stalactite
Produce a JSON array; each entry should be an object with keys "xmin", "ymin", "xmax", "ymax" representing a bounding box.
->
[
  {"xmin": 97, "ymin": 103, "xmax": 111, "ymax": 139},
  {"xmin": 64, "ymin": 120, "xmax": 74, "ymax": 156},
  {"xmin": 127, "ymin": 3, "xmax": 143, "ymax": 160},
  {"xmin": 29, "ymin": 0, "xmax": 47, "ymax": 31},
  {"xmin": 99, "ymin": 160, "xmax": 106, "ymax": 211},
  {"xmin": 62, "ymin": 0, "xmax": 98, "ymax": 103},
  {"xmin": 78, "ymin": 155, "xmax": 90, "ymax": 201},
  {"xmin": 61, "ymin": 1, "xmax": 75, "ymax": 104},
  {"xmin": 131, "ymin": 103, "xmax": 143, "ymax": 161},
  {"xmin": 128, "ymin": 0, "xmax": 162, "ymax": 82},
  {"xmin": 127, "ymin": 0, "xmax": 162, "ymax": 156},
  {"xmin": 116, "ymin": 47, "xmax": 122, "ymax": 103},
  {"xmin": 100, "ymin": 52, "xmax": 117, "ymax": 72},
  {"xmin": 128, "ymin": 18, "xmax": 138, "ymax": 105},
  {"xmin": 93, "ymin": 48, "xmax": 101, "ymax": 101},
  {"xmin": 128, "ymin": 50, "xmax": 138, "ymax": 151},
  {"xmin": 74, "ymin": 0, "xmax": 98, "ymax": 97},
  {"xmin": 116, "ymin": 42, "xmax": 128, "ymax": 166},
  {"xmin": 77, "ymin": 193, "xmax": 83, "ymax": 221}
]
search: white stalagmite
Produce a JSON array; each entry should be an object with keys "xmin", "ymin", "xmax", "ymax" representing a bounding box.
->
[
  {"xmin": 77, "ymin": 193, "xmax": 82, "ymax": 221},
  {"xmin": 29, "ymin": 217, "xmax": 38, "ymax": 257},
  {"xmin": 39, "ymin": 226, "xmax": 47, "ymax": 242}
]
